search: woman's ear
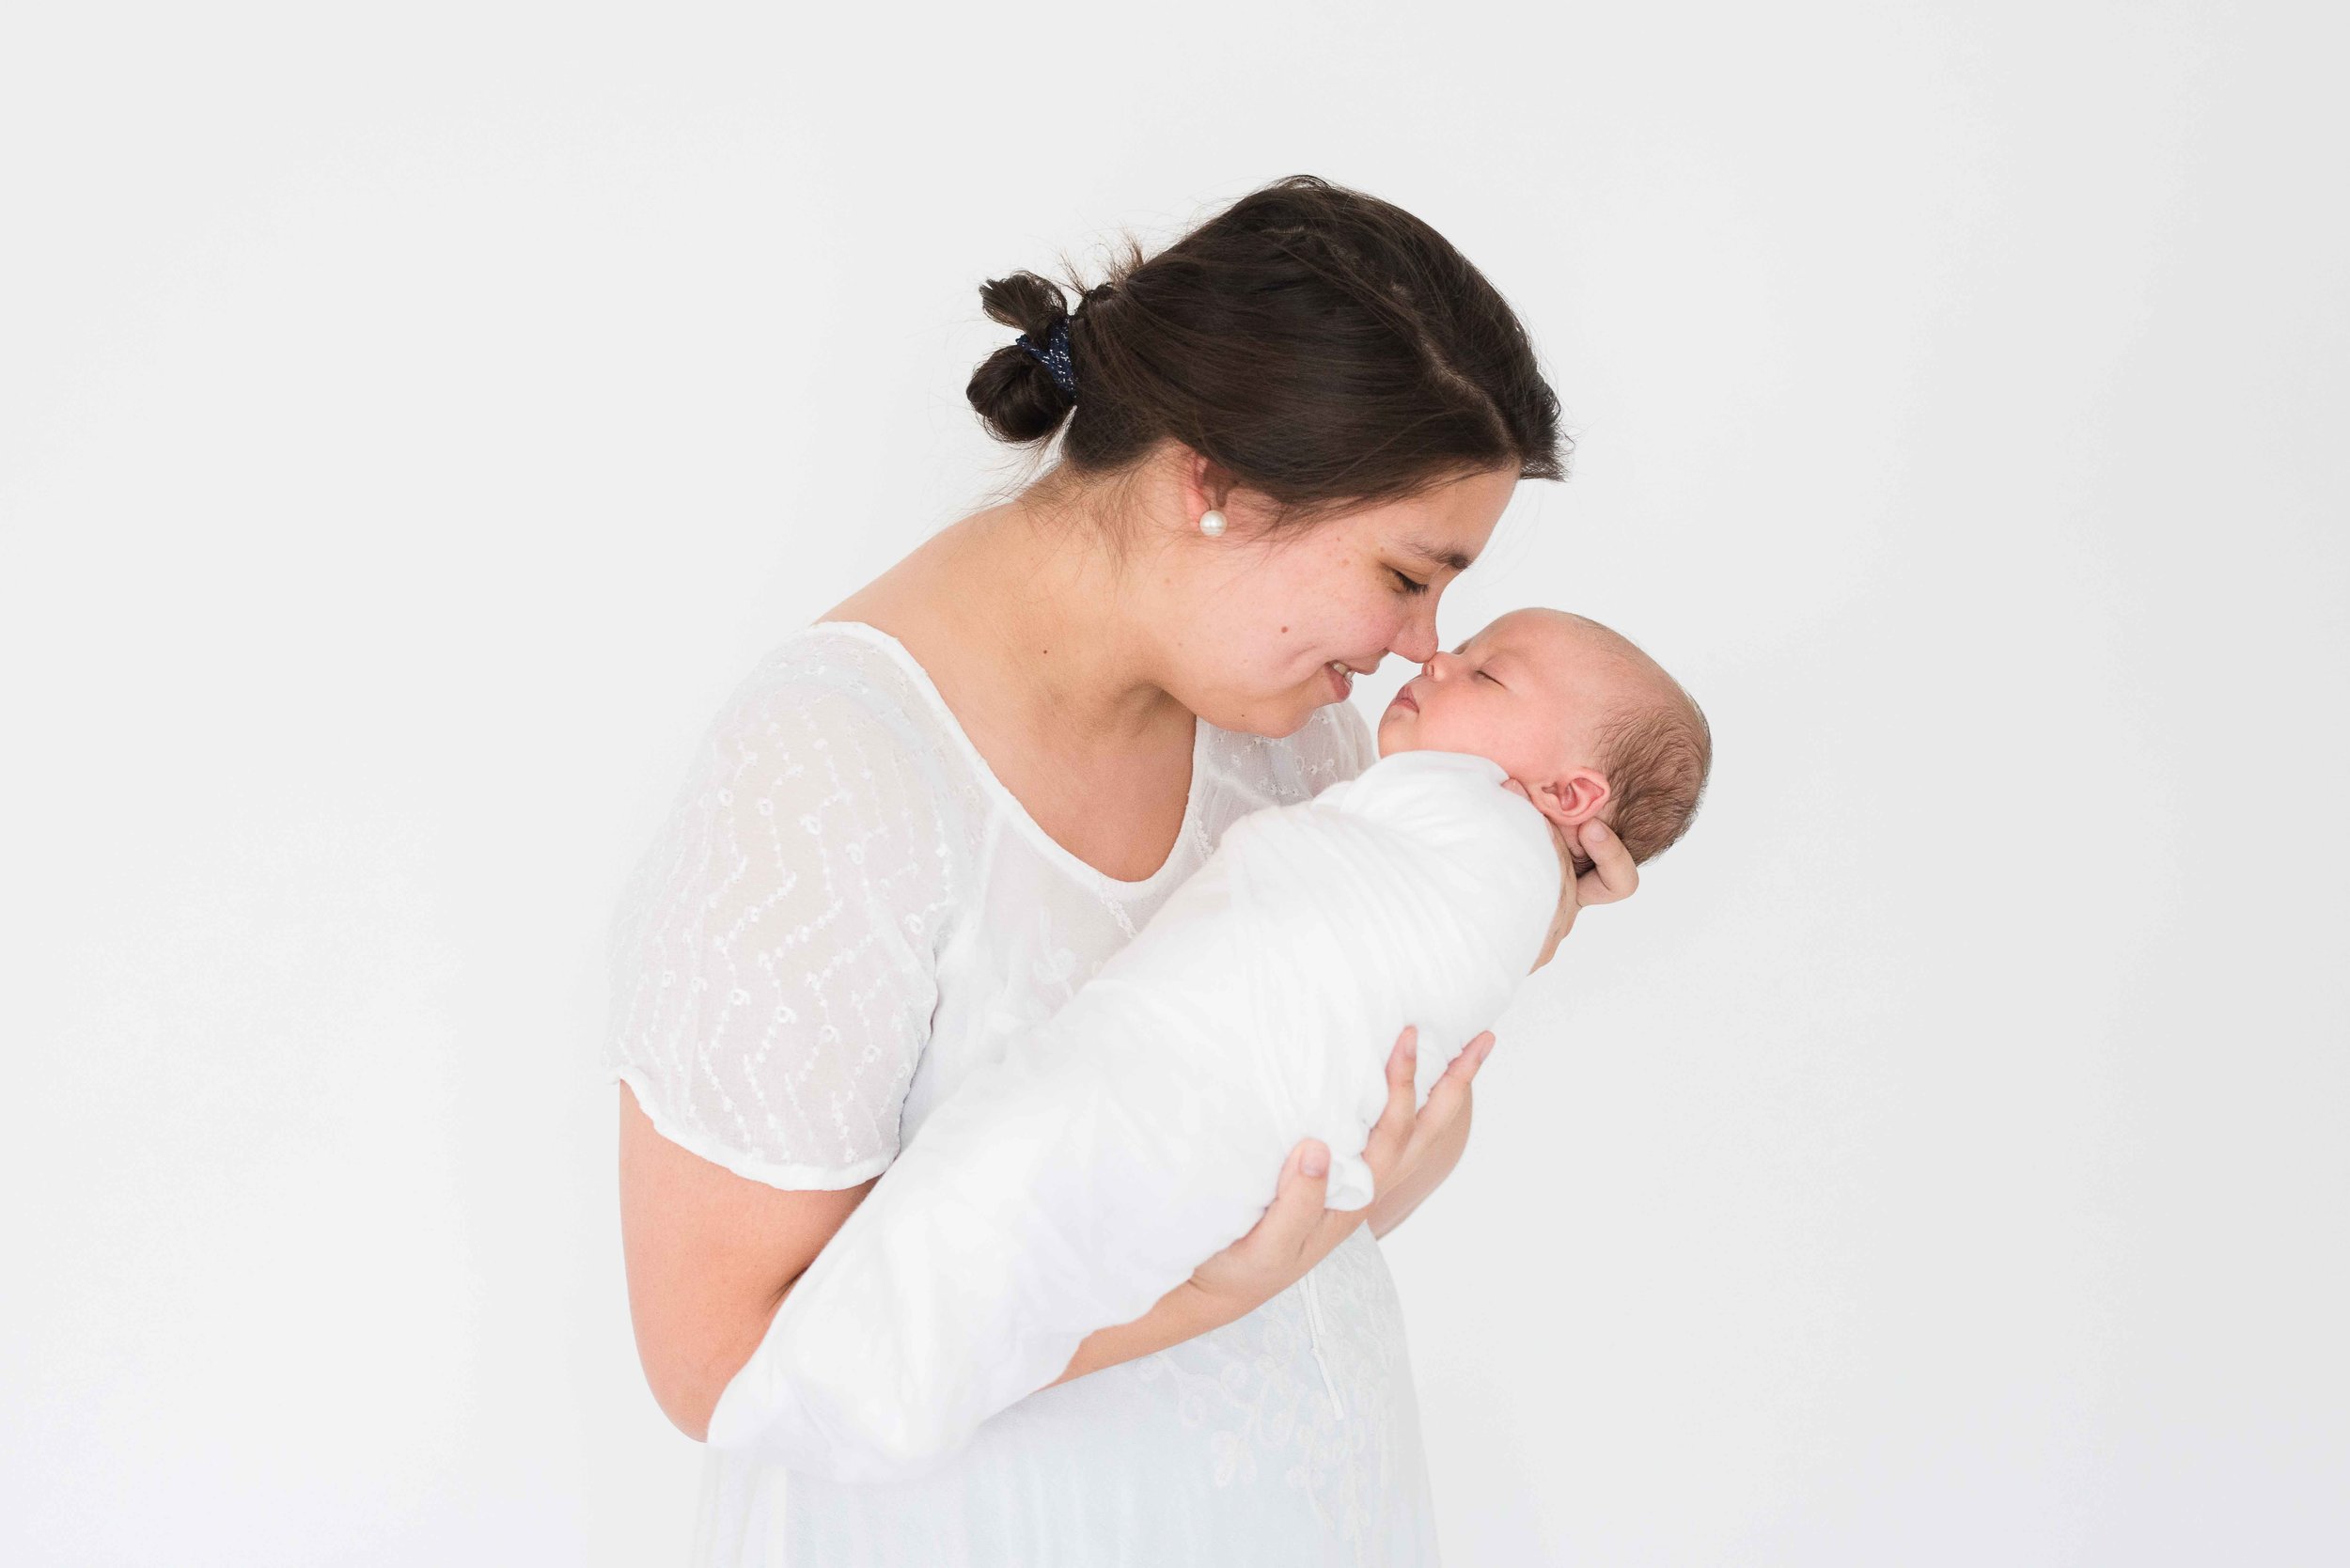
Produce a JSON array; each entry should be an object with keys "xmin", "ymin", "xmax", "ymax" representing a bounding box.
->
[{"xmin": 1180, "ymin": 445, "xmax": 1244, "ymax": 526}]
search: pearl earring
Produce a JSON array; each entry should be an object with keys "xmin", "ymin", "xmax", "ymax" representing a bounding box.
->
[{"xmin": 1198, "ymin": 509, "xmax": 1227, "ymax": 537}]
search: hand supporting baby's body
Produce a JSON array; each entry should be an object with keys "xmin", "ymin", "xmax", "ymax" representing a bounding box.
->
[{"xmin": 705, "ymin": 748, "xmax": 1561, "ymax": 1482}]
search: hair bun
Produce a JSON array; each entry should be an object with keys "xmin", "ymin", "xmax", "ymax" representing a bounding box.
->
[{"xmin": 967, "ymin": 270, "xmax": 1081, "ymax": 445}]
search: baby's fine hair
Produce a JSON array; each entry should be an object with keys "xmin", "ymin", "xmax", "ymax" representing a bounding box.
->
[{"xmin": 1575, "ymin": 620, "xmax": 1713, "ymax": 869}]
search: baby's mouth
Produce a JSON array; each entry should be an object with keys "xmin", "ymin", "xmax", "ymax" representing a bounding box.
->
[{"xmin": 1389, "ymin": 685, "xmax": 1419, "ymax": 713}]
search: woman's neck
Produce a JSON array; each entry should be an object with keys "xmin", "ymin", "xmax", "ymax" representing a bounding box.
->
[{"xmin": 906, "ymin": 496, "xmax": 1198, "ymax": 753}]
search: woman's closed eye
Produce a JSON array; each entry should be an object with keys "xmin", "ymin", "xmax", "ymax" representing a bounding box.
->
[{"xmin": 1389, "ymin": 568, "xmax": 1430, "ymax": 595}]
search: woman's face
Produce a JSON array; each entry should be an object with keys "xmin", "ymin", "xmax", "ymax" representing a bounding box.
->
[{"xmin": 1160, "ymin": 465, "xmax": 1520, "ymax": 738}]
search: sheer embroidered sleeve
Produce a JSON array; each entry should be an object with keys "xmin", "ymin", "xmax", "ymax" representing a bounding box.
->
[{"xmin": 602, "ymin": 655, "xmax": 961, "ymax": 1189}]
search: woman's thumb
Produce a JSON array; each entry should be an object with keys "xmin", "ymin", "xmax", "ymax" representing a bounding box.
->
[{"xmin": 1298, "ymin": 1140, "xmax": 1329, "ymax": 1180}]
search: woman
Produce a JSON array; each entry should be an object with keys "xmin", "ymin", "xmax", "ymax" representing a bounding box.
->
[{"xmin": 605, "ymin": 174, "xmax": 1638, "ymax": 1565}]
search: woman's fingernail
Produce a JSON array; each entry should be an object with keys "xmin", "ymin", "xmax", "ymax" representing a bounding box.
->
[{"xmin": 1302, "ymin": 1145, "xmax": 1328, "ymax": 1177}]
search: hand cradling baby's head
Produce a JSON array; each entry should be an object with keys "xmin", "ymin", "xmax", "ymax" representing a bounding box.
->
[{"xmin": 1376, "ymin": 607, "xmax": 1712, "ymax": 869}]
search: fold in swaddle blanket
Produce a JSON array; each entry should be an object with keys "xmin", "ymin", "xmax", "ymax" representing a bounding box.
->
[{"xmin": 705, "ymin": 748, "xmax": 1561, "ymax": 1481}]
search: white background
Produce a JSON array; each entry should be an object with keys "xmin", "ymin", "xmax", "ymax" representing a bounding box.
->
[{"xmin": 5, "ymin": 4, "xmax": 2344, "ymax": 1563}]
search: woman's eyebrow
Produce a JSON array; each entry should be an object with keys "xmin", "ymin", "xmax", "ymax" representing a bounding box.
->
[{"xmin": 1402, "ymin": 535, "xmax": 1478, "ymax": 572}]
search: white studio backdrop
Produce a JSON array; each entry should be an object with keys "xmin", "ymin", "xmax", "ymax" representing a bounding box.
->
[{"xmin": 4, "ymin": 4, "xmax": 2343, "ymax": 1564}]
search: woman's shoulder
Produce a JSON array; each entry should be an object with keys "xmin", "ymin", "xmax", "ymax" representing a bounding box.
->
[
  {"xmin": 726, "ymin": 621, "xmax": 924, "ymax": 720},
  {"xmin": 679, "ymin": 623, "xmax": 991, "ymax": 852},
  {"xmin": 603, "ymin": 620, "xmax": 973, "ymax": 1190},
  {"xmin": 708, "ymin": 623, "xmax": 957, "ymax": 769}
]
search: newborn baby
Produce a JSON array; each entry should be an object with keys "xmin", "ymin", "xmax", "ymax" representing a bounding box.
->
[{"xmin": 707, "ymin": 608, "xmax": 1711, "ymax": 1481}]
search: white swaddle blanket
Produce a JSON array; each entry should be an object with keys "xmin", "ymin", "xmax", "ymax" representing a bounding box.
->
[{"xmin": 705, "ymin": 747, "xmax": 1561, "ymax": 1482}]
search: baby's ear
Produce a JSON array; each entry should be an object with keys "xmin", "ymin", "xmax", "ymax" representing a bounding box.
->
[{"xmin": 1534, "ymin": 766, "xmax": 1610, "ymax": 833}]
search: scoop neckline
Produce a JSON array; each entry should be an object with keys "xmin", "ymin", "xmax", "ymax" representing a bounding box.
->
[{"xmin": 806, "ymin": 619, "xmax": 1210, "ymax": 896}]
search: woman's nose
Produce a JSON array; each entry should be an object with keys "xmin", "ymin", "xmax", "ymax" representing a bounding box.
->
[{"xmin": 1389, "ymin": 616, "xmax": 1441, "ymax": 666}]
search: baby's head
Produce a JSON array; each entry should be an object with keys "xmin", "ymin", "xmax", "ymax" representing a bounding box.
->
[{"xmin": 1376, "ymin": 607, "xmax": 1712, "ymax": 870}]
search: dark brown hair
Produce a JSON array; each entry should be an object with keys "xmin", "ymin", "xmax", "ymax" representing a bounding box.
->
[{"xmin": 965, "ymin": 175, "xmax": 1568, "ymax": 532}]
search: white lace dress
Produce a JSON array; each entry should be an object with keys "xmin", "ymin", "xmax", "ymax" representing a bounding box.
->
[{"xmin": 602, "ymin": 620, "xmax": 1445, "ymax": 1567}]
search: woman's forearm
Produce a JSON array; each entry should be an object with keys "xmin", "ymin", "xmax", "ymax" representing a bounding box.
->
[
  {"xmin": 1053, "ymin": 1093, "xmax": 1476, "ymax": 1390},
  {"xmin": 1049, "ymin": 1058, "xmax": 1476, "ymax": 1386},
  {"xmin": 1045, "ymin": 1279, "xmax": 1235, "ymax": 1388}
]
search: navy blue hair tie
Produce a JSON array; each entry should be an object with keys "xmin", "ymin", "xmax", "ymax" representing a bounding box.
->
[{"xmin": 1015, "ymin": 317, "xmax": 1078, "ymax": 400}]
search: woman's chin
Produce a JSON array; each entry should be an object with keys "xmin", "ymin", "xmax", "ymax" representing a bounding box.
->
[{"xmin": 1204, "ymin": 696, "xmax": 1322, "ymax": 741}]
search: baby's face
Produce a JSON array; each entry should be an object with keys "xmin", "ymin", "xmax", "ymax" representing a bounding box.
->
[{"xmin": 1374, "ymin": 607, "xmax": 1653, "ymax": 813}]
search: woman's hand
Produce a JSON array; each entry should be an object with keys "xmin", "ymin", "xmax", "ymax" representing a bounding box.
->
[
  {"xmin": 1186, "ymin": 1023, "xmax": 1493, "ymax": 1323},
  {"xmin": 1529, "ymin": 818, "xmax": 1640, "ymax": 973}
]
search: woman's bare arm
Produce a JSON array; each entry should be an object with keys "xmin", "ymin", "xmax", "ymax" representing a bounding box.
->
[
  {"xmin": 1054, "ymin": 1025, "xmax": 1491, "ymax": 1384},
  {"xmin": 626, "ymin": 1074, "xmax": 1274, "ymax": 1413},
  {"xmin": 617, "ymin": 1082, "xmax": 878, "ymax": 1441},
  {"xmin": 1043, "ymin": 1278, "xmax": 1247, "ymax": 1388},
  {"xmin": 1045, "ymin": 1119, "xmax": 1460, "ymax": 1387},
  {"xmin": 629, "ymin": 1020, "xmax": 1502, "ymax": 1420}
]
